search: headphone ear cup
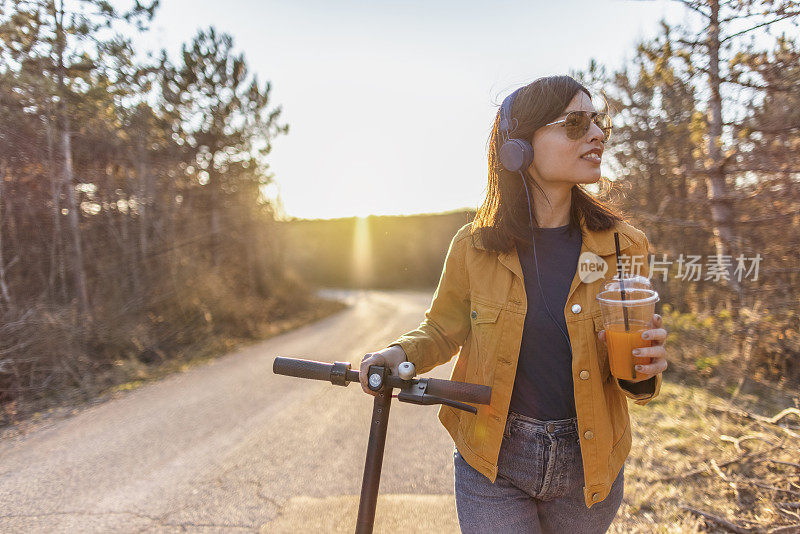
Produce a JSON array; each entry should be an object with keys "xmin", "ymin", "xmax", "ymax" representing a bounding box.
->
[{"xmin": 499, "ymin": 139, "xmax": 534, "ymax": 173}]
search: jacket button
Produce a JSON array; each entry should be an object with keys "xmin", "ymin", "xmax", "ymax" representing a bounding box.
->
[
  {"xmin": 471, "ymin": 310, "xmax": 478, "ymax": 319},
  {"xmin": 571, "ymin": 304, "xmax": 582, "ymax": 314},
  {"xmin": 591, "ymin": 492, "xmax": 600, "ymax": 501},
  {"xmin": 580, "ymin": 370, "xmax": 590, "ymax": 380},
  {"xmin": 584, "ymin": 430, "xmax": 594, "ymax": 440}
]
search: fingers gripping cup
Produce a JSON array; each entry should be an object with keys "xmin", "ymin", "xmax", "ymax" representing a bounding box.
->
[{"xmin": 596, "ymin": 288, "xmax": 659, "ymax": 381}]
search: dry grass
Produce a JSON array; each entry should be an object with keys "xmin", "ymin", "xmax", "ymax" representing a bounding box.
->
[
  {"xmin": 610, "ymin": 377, "xmax": 800, "ymax": 533},
  {"xmin": 607, "ymin": 306, "xmax": 800, "ymax": 532}
]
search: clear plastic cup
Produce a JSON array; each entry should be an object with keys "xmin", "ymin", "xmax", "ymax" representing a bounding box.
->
[
  {"xmin": 603, "ymin": 274, "xmax": 653, "ymax": 292},
  {"xmin": 595, "ymin": 288, "xmax": 659, "ymax": 381}
]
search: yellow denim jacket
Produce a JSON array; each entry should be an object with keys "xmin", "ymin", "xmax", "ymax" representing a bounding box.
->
[{"xmin": 390, "ymin": 217, "xmax": 662, "ymax": 509}]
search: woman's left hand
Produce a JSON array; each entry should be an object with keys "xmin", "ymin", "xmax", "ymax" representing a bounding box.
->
[{"xmin": 598, "ymin": 313, "xmax": 669, "ymax": 382}]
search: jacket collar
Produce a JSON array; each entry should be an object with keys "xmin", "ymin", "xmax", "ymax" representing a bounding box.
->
[
  {"xmin": 471, "ymin": 216, "xmax": 635, "ymax": 282},
  {"xmin": 471, "ymin": 216, "xmax": 635, "ymax": 256},
  {"xmin": 580, "ymin": 220, "xmax": 636, "ymax": 256}
]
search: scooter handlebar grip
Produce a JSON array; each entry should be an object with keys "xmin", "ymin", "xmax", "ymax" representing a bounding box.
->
[
  {"xmin": 424, "ymin": 377, "xmax": 491, "ymax": 406},
  {"xmin": 273, "ymin": 357, "xmax": 332, "ymax": 381}
]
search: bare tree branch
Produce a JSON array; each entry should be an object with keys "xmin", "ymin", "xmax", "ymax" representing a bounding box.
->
[
  {"xmin": 724, "ymin": 124, "xmax": 800, "ymax": 133},
  {"xmin": 672, "ymin": 0, "xmax": 712, "ymax": 18},
  {"xmin": 679, "ymin": 504, "xmax": 755, "ymax": 534},
  {"xmin": 677, "ymin": 37, "xmax": 706, "ymax": 48},
  {"xmin": 720, "ymin": 11, "xmax": 800, "ymax": 43},
  {"xmin": 693, "ymin": 62, "xmax": 797, "ymax": 91}
]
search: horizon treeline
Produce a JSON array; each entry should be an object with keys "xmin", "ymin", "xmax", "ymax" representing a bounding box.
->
[{"xmin": 280, "ymin": 211, "xmax": 476, "ymax": 290}]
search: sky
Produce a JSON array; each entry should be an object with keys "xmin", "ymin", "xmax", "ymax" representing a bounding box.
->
[{"xmin": 133, "ymin": 0, "xmax": 691, "ymax": 220}]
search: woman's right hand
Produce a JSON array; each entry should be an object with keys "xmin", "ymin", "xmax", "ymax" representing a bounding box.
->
[{"xmin": 359, "ymin": 345, "xmax": 409, "ymax": 396}]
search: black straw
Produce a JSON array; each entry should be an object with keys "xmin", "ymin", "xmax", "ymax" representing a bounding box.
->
[
  {"xmin": 614, "ymin": 232, "xmax": 635, "ymax": 379},
  {"xmin": 613, "ymin": 232, "xmax": 630, "ymax": 331}
]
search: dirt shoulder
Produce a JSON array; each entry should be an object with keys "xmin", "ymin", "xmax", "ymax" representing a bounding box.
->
[{"xmin": 0, "ymin": 294, "xmax": 347, "ymax": 440}]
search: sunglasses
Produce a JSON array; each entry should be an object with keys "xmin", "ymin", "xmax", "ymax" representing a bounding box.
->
[{"xmin": 545, "ymin": 111, "xmax": 612, "ymax": 142}]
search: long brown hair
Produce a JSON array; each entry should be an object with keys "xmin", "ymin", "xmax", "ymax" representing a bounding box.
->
[{"xmin": 472, "ymin": 75, "xmax": 622, "ymax": 254}]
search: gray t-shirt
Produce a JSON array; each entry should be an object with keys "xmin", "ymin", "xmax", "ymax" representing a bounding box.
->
[{"xmin": 509, "ymin": 223, "xmax": 582, "ymax": 421}]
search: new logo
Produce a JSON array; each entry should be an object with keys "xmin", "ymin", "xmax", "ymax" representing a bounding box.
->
[{"xmin": 578, "ymin": 252, "xmax": 608, "ymax": 283}]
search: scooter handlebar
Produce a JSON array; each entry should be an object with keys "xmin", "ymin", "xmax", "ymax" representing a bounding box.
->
[{"xmin": 272, "ymin": 356, "xmax": 491, "ymax": 406}]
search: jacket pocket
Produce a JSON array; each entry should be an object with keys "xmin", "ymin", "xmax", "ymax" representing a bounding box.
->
[
  {"xmin": 469, "ymin": 300, "xmax": 502, "ymax": 379},
  {"xmin": 471, "ymin": 300, "xmax": 502, "ymax": 324},
  {"xmin": 592, "ymin": 314, "xmax": 611, "ymax": 381}
]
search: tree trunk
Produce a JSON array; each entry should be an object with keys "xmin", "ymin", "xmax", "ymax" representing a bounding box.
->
[
  {"xmin": 60, "ymin": 115, "xmax": 90, "ymax": 316},
  {"xmin": 45, "ymin": 113, "xmax": 68, "ymax": 302},
  {"xmin": 136, "ymin": 141, "xmax": 150, "ymax": 260},
  {"xmin": 0, "ymin": 161, "xmax": 13, "ymax": 309},
  {"xmin": 210, "ymin": 173, "xmax": 220, "ymax": 267},
  {"xmin": 705, "ymin": 0, "xmax": 741, "ymax": 296},
  {"xmin": 55, "ymin": 0, "xmax": 90, "ymax": 317}
]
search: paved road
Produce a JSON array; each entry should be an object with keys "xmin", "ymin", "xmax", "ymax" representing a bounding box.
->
[{"xmin": 0, "ymin": 289, "xmax": 463, "ymax": 533}]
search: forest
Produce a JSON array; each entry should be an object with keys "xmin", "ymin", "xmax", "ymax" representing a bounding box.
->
[{"xmin": 0, "ymin": 1, "xmax": 344, "ymax": 422}]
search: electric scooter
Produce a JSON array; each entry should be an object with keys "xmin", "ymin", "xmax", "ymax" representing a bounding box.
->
[{"xmin": 272, "ymin": 356, "xmax": 492, "ymax": 534}]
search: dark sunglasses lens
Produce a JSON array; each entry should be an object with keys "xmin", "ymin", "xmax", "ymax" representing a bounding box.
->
[
  {"xmin": 596, "ymin": 113, "xmax": 612, "ymax": 142},
  {"xmin": 564, "ymin": 112, "xmax": 589, "ymax": 139},
  {"xmin": 565, "ymin": 112, "xmax": 611, "ymax": 141}
]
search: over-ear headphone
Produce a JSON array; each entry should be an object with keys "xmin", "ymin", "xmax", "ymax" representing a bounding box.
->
[
  {"xmin": 496, "ymin": 88, "xmax": 574, "ymax": 354},
  {"xmin": 498, "ymin": 88, "xmax": 534, "ymax": 172}
]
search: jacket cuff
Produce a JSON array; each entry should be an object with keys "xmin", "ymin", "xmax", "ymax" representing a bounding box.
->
[
  {"xmin": 388, "ymin": 339, "xmax": 440, "ymax": 376},
  {"xmin": 388, "ymin": 340, "xmax": 421, "ymax": 372},
  {"xmin": 613, "ymin": 372, "xmax": 662, "ymax": 406}
]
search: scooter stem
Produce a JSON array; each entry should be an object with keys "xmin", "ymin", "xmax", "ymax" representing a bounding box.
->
[{"xmin": 355, "ymin": 387, "xmax": 393, "ymax": 534}]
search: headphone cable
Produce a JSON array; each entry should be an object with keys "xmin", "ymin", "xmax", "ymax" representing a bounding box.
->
[{"xmin": 519, "ymin": 172, "xmax": 574, "ymax": 354}]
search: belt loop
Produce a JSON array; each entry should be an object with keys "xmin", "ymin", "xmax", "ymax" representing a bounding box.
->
[{"xmin": 503, "ymin": 412, "xmax": 514, "ymax": 439}]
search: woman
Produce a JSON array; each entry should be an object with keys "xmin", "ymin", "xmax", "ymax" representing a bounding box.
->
[{"xmin": 359, "ymin": 75, "xmax": 669, "ymax": 533}]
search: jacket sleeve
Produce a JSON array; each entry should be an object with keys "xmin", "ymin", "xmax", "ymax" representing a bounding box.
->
[
  {"xmin": 611, "ymin": 234, "xmax": 663, "ymax": 406},
  {"xmin": 388, "ymin": 230, "xmax": 471, "ymax": 375}
]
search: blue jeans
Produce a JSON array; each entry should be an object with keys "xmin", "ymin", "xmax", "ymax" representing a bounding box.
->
[{"xmin": 454, "ymin": 411, "xmax": 624, "ymax": 533}]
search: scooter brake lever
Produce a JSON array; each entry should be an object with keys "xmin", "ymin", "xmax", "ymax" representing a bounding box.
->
[
  {"xmin": 426, "ymin": 395, "xmax": 477, "ymax": 414},
  {"xmin": 396, "ymin": 387, "xmax": 478, "ymax": 415}
]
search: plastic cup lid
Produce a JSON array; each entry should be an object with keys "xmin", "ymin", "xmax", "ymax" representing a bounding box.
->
[
  {"xmin": 604, "ymin": 274, "xmax": 652, "ymax": 291},
  {"xmin": 596, "ymin": 288, "xmax": 660, "ymax": 306}
]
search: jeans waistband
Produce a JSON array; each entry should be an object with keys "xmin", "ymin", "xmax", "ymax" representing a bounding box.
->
[{"xmin": 507, "ymin": 411, "xmax": 578, "ymax": 436}]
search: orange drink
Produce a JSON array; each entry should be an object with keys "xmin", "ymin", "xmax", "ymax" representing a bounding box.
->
[
  {"xmin": 596, "ymin": 287, "xmax": 660, "ymax": 381},
  {"xmin": 604, "ymin": 321, "xmax": 654, "ymax": 381}
]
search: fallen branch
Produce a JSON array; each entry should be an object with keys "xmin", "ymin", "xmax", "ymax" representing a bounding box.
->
[
  {"xmin": 769, "ymin": 460, "xmax": 800, "ymax": 469},
  {"xmin": 711, "ymin": 458, "xmax": 742, "ymax": 503},
  {"xmin": 770, "ymin": 425, "xmax": 800, "ymax": 441},
  {"xmin": 737, "ymin": 479, "xmax": 800, "ymax": 497},
  {"xmin": 710, "ymin": 405, "xmax": 800, "ymax": 428},
  {"xmin": 766, "ymin": 408, "xmax": 800, "ymax": 426},
  {"xmin": 721, "ymin": 433, "xmax": 782, "ymax": 453},
  {"xmin": 776, "ymin": 504, "xmax": 800, "ymax": 521},
  {"xmin": 679, "ymin": 504, "xmax": 755, "ymax": 533},
  {"xmin": 647, "ymin": 444, "xmax": 783, "ymax": 483}
]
